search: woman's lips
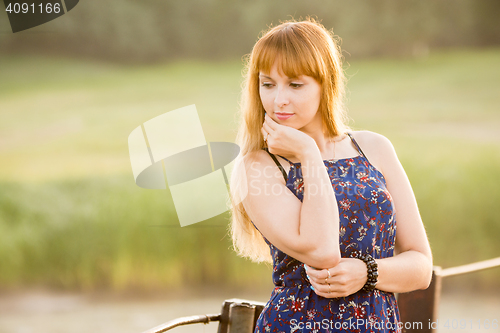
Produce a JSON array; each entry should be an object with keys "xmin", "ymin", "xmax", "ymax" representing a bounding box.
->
[{"xmin": 275, "ymin": 113, "xmax": 294, "ymax": 120}]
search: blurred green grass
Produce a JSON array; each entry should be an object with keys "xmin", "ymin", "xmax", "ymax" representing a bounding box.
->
[{"xmin": 0, "ymin": 48, "xmax": 499, "ymax": 292}]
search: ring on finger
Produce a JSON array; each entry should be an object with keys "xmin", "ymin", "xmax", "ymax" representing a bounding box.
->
[
  {"xmin": 328, "ymin": 283, "xmax": 331, "ymax": 294},
  {"xmin": 327, "ymin": 269, "xmax": 331, "ymax": 279}
]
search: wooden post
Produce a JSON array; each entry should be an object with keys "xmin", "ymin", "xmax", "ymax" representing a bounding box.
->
[
  {"xmin": 227, "ymin": 303, "xmax": 256, "ymax": 333},
  {"xmin": 397, "ymin": 266, "xmax": 442, "ymax": 332},
  {"xmin": 217, "ymin": 299, "xmax": 266, "ymax": 333}
]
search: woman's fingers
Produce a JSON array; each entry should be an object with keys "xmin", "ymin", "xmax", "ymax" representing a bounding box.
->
[
  {"xmin": 262, "ymin": 115, "xmax": 277, "ymax": 144},
  {"xmin": 309, "ymin": 278, "xmax": 342, "ymax": 298},
  {"xmin": 306, "ymin": 260, "xmax": 363, "ymax": 298},
  {"xmin": 261, "ymin": 127, "xmax": 268, "ymax": 141},
  {"xmin": 262, "ymin": 118, "xmax": 274, "ymax": 135},
  {"xmin": 305, "ymin": 265, "xmax": 332, "ymax": 281},
  {"xmin": 264, "ymin": 113, "xmax": 279, "ymax": 130},
  {"xmin": 308, "ymin": 271, "xmax": 347, "ymax": 298},
  {"xmin": 305, "ymin": 266, "xmax": 344, "ymax": 291}
]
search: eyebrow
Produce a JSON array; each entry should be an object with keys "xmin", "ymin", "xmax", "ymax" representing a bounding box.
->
[{"xmin": 258, "ymin": 74, "xmax": 301, "ymax": 80}]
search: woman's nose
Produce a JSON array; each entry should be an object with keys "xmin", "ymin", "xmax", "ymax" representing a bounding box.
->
[{"xmin": 274, "ymin": 86, "xmax": 289, "ymax": 108}]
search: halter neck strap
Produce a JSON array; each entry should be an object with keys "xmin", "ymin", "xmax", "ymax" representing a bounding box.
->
[{"xmin": 347, "ymin": 132, "xmax": 370, "ymax": 164}]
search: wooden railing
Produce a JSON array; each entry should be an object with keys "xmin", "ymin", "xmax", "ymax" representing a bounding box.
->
[
  {"xmin": 141, "ymin": 299, "xmax": 266, "ymax": 333},
  {"xmin": 398, "ymin": 256, "xmax": 500, "ymax": 333},
  {"xmin": 141, "ymin": 257, "xmax": 500, "ymax": 333}
]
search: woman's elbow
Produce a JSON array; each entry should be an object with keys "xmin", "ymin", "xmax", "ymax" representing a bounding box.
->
[
  {"xmin": 307, "ymin": 247, "xmax": 341, "ymax": 269},
  {"xmin": 419, "ymin": 256, "xmax": 434, "ymax": 290},
  {"xmin": 323, "ymin": 252, "xmax": 341, "ymax": 268}
]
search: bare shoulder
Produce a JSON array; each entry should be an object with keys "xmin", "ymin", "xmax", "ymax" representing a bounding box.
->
[
  {"xmin": 348, "ymin": 130, "xmax": 394, "ymax": 150},
  {"xmin": 242, "ymin": 149, "xmax": 272, "ymax": 170},
  {"xmin": 242, "ymin": 149, "xmax": 266, "ymax": 165},
  {"xmin": 348, "ymin": 130, "xmax": 397, "ymax": 177},
  {"xmin": 240, "ymin": 149, "xmax": 287, "ymax": 182}
]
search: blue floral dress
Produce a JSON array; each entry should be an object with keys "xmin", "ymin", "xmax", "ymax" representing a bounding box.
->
[{"xmin": 253, "ymin": 133, "xmax": 401, "ymax": 333}]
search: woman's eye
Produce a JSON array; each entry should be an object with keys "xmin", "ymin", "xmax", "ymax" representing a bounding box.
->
[
  {"xmin": 261, "ymin": 82, "xmax": 273, "ymax": 88},
  {"xmin": 290, "ymin": 83, "xmax": 303, "ymax": 88}
]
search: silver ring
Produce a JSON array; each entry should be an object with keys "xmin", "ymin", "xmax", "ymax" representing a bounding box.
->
[{"xmin": 327, "ymin": 269, "xmax": 331, "ymax": 279}]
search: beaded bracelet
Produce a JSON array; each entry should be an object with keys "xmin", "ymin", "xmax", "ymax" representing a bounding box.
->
[{"xmin": 352, "ymin": 252, "xmax": 378, "ymax": 292}]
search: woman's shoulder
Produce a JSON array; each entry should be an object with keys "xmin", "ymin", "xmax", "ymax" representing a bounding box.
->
[
  {"xmin": 347, "ymin": 130, "xmax": 397, "ymax": 176},
  {"xmin": 348, "ymin": 130, "xmax": 394, "ymax": 149},
  {"xmin": 240, "ymin": 149, "xmax": 286, "ymax": 178},
  {"xmin": 242, "ymin": 148, "xmax": 270, "ymax": 165}
]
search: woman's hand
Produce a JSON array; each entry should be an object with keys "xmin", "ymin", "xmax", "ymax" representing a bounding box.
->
[
  {"xmin": 261, "ymin": 113, "xmax": 316, "ymax": 160},
  {"xmin": 305, "ymin": 258, "xmax": 368, "ymax": 298}
]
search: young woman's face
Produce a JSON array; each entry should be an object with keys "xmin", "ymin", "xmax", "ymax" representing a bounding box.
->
[{"xmin": 259, "ymin": 62, "xmax": 322, "ymax": 132}]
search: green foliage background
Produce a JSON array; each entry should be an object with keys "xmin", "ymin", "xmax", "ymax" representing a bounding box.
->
[
  {"xmin": 0, "ymin": 48, "xmax": 499, "ymax": 293},
  {"xmin": 0, "ymin": 0, "xmax": 499, "ymax": 294},
  {"xmin": 1, "ymin": 0, "xmax": 499, "ymax": 62}
]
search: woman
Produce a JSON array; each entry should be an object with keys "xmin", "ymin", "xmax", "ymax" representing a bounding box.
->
[{"xmin": 229, "ymin": 18, "xmax": 432, "ymax": 333}]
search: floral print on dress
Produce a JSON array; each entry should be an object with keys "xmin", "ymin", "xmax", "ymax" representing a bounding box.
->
[{"xmin": 252, "ymin": 139, "xmax": 401, "ymax": 333}]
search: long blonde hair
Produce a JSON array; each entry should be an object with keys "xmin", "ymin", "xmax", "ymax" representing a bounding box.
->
[{"xmin": 229, "ymin": 17, "xmax": 350, "ymax": 263}]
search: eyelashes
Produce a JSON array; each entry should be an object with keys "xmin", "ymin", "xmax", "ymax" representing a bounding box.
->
[{"xmin": 260, "ymin": 83, "xmax": 303, "ymax": 89}]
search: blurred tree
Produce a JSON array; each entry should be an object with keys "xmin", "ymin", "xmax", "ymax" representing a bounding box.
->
[{"xmin": 0, "ymin": 0, "xmax": 498, "ymax": 63}]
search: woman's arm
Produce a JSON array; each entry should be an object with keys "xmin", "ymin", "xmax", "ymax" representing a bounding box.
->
[
  {"xmin": 241, "ymin": 117, "xmax": 340, "ymax": 269},
  {"xmin": 372, "ymin": 132, "xmax": 433, "ymax": 292},
  {"xmin": 305, "ymin": 132, "xmax": 432, "ymax": 296}
]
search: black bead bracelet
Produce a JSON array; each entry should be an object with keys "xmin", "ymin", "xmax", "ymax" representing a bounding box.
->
[{"xmin": 352, "ymin": 252, "xmax": 378, "ymax": 292}]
